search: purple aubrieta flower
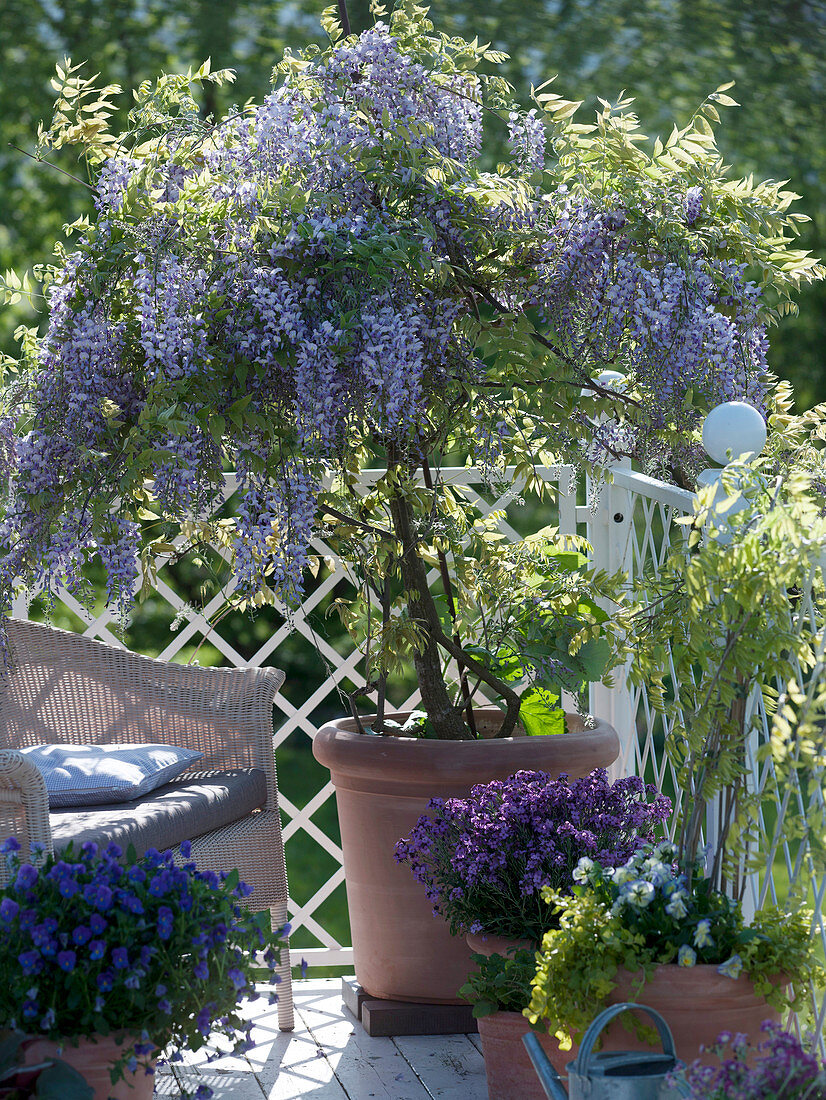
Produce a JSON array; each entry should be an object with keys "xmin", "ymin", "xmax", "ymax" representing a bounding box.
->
[{"xmin": 678, "ymin": 1021, "xmax": 825, "ymax": 1098}]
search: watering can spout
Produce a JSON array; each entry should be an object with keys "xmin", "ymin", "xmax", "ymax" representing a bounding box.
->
[{"xmin": 522, "ymin": 1032, "xmax": 569, "ymax": 1099}]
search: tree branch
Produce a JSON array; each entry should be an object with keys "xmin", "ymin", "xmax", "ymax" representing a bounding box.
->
[
  {"xmin": 337, "ymin": 0, "xmax": 352, "ymax": 37},
  {"xmin": 430, "ymin": 623, "xmax": 522, "ymax": 738}
]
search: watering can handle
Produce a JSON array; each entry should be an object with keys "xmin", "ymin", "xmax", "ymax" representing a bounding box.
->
[{"xmin": 574, "ymin": 1001, "xmax": 677, "ymax": 1077}]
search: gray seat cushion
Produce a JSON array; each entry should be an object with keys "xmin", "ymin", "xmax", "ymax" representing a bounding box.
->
[{"xmin": 50, "ymin": 768, "xmax": 267, "ymax": 857}]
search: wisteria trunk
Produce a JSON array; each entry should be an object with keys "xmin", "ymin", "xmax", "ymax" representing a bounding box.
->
[{"xmin": 387, "ymin": 488, "xmax": 468, "ymax": 740}]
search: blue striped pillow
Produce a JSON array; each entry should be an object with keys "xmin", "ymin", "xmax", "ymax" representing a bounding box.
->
[{"xmin": 20, "ymin": 743, "xmax": 204, "ymax": 808}]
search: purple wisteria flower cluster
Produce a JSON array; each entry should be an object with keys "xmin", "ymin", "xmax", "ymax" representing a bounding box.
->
[
  {"xmin": 393, "ymin": 768, "xmax": 670, "ymax": 941},
  {"xmin": 0, "ymin": 837, "xmax": 287, "ymax": 1098},
  {"xmin": 0, "ymin": 6, "xmax": 801, "ymax": 645},
  {"xmin": 535, "ymin": 191, "xmax": 769, "ymax": 470},
  {"xmin": 677, "ymin": 1021, "xmax": 826, "ymax": 1098}
]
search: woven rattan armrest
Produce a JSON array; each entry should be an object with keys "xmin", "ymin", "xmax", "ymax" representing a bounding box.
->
[{"xmin": 0, "ymin": 749, "xmax": 53, "ymax": 883}]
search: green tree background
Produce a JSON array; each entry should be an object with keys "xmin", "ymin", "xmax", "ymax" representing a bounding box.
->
[{"xmin": 1, "ymin": 0, "xmax": 824, "ymax": 960}]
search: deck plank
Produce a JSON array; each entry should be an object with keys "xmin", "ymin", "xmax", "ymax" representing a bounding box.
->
[
  {"xmin": 392, "ymin": 1034, "xmax": 488, "ymax": 1099},
  {"xmin": 296, "ymin": 985, "xmax": 434, "ymax": 1099},
  {"xmin": 154, "ymin": 979, "xmax": 486, "ymax": 1099}
]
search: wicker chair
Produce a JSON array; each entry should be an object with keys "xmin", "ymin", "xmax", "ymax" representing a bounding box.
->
[{"xmin": 0, "ymin": 617, "xmax": 294, "ymax": 1031}]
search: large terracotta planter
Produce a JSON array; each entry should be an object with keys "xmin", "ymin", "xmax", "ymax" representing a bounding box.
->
[
  {"xmin": 312, "ymin": 709, "xmax": 619, "ymax": 1004},
  {"xmin": 24, "ymin": 1034, "xmax": 155, "ymax": 1100},
  {"xmin": 606, "ymin": 964, "xmax": 785, "ymax": 1065}
]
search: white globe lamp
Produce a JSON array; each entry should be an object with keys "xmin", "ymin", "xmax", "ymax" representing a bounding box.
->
[
  {"xmin": 580, "ymin": 370, "xmax": 626, "ymax": 397},
  {"xmin": 701, "ymin": 401, "xmax": 767, "ymax": 465}
]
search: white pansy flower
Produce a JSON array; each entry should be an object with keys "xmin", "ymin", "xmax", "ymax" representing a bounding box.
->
[
  {"xmin": 693, "ymin": 919, "xmax": 714, "ymax": 949},
  {"xmin": 717, "ymin": 954, "xmax": 743, "ymax": 980},
  {"xmin": 641, "ymin": 859, "xmax": 669, "ymax": 884},
  {"xmin": 653, "ymin": 840, "xmax": 678, "ymax": 862},
  {"xmin": 624, "ymin": 880, "xmax": 655, "ymax": 909},
  {"xmin": 677, "ymin": 944, "xmax": 697, "ymax": 967},
  {"xmin": 665, "ymin": 891, "xmax": 689, "ymax": 920},
  {"xmin": 612, "ymin": 866, "xmax": 637, "ymax": 887},
  {"xmin": 572, "ymin": 857, "xmax": 595, "ymax": 884}
]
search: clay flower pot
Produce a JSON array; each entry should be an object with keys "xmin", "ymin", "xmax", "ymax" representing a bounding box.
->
[
  {"xmin": 477, "ymin": 965, "xmax": 786, "ymax": 1100},
  {"xmin": 312, "ymin": 709, "xmax": 619, "ymax": 1004},
  {"xmin": 24, "ymin": 1034, "xmax": 155, "ymax": 1100},
  {"xmin": 477, "ymin": 1011, "xmax": 567, "ymax": 1100},
  {"xmin": 606, "ymin": 964, "xmax": 786, "ymax": 1066},
  {"xmin": 466, "ymin": 932, "xmax": 536, "ymax": 958}
]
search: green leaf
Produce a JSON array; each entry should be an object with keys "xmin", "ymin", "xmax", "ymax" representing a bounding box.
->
[
  {"xmin": 36, "ymin": 1060, "xmax": 95, "ymax": 1100},
  {"xmin": 518, "ymin": 687, "xmax": 564, "ymax": 736}
]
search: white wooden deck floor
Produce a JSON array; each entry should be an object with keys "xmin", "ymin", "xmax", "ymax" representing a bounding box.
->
[{"xmin": 155, "ymin": 978, "xmax": 489, "ymax": 1099}]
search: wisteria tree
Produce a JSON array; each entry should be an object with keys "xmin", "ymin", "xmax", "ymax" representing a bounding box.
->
[{"xmin": 0, "ymin": 2, "xmax": 821, "ymax": 738}]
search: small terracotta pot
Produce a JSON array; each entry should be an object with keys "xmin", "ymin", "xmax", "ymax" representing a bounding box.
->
[
  {"xmin": 477, "ymin": 1011, "xmax": 570, "ymax": 1099},
  {"xmin": 606, "ymin": 964, "xmax": 786, "ymax": 1066},
  {"xmin": 466, "ymin": 932, "xmax": 537, "ymax": 958},
  {"xmin": 24, "ymin": 1034, "xmax": 155, "ymax": 1100},
  {"xmin": 312, "ymin": 709, "xmax": 619, "ymax": 1004}
]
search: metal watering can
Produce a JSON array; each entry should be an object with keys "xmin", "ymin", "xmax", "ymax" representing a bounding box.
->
[{"xmin": 522, "ymin": 1003, "xmax": 691, "ymax": 1100}]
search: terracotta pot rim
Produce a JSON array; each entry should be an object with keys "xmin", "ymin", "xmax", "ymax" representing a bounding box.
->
[
  {"xmin": 477, "ymin": 1008, "xmax": 536, "ymax": 1024},
  {"xmin": 319, "ymin": 707, "xmax": 604, "ymax": 741},
  {"xmin": 312, "ymin": 711, "xmax": 621, "ymax": 787},
  {"xmin": 466, "ymin": 931, "xmax": 538, "ymax": 956}
]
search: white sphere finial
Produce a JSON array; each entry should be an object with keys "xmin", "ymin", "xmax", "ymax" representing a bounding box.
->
[
  {"xmin": 701, "ymin": 401, "xmax": 767, "ymax": 466},
  {"xmin": 580, "ymin": 370, "xmax": 626, "ymax": 398}
]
